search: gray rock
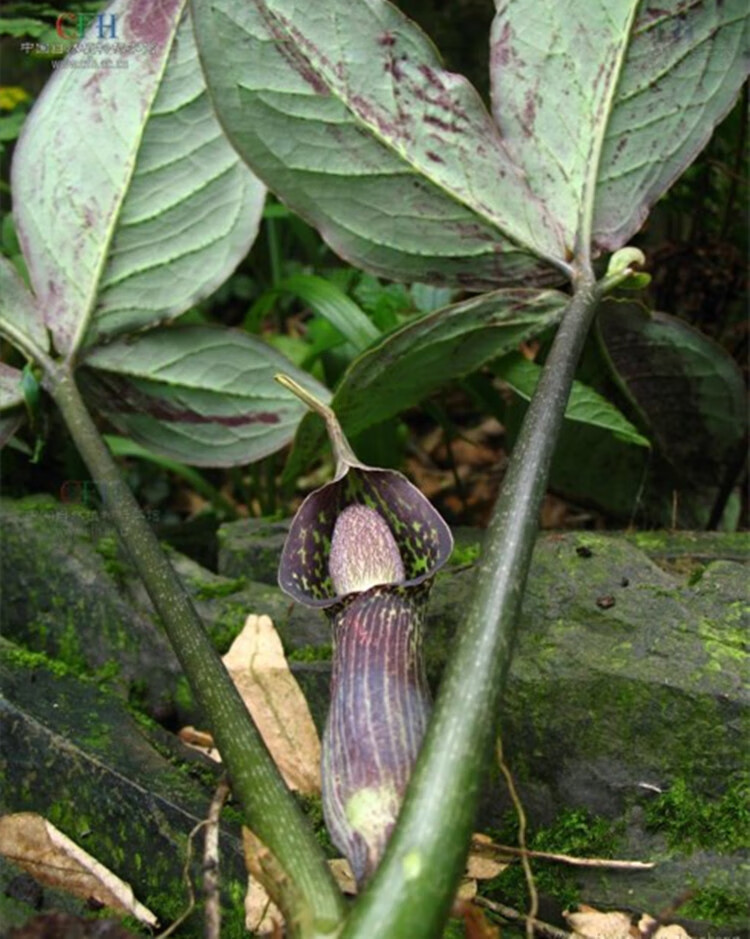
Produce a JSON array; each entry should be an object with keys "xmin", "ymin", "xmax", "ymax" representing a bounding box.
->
[
  {"xmin": 1, "ymin": 497, "xmax": 747, "ymax": 927},
  {"xmin": 0, "ymin": 639, "xmax": 247, "ymax": 934}
]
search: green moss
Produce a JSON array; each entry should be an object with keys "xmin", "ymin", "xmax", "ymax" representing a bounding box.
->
[
  {"xmin": 287, "ymin": 643, "xmax": 333, "ymax": 663},
  {"xmin": 58, "ymin": 615, "xmax": 87, "ymax": 673},
  {"xmin": 194, "ymin": 576, "xmax": 246, "ymax": 600},
  {"xmin": 644, "ymin": 774, "xmax": 750, "ymax": 854},
  {"xmin": 95, "ymin": 535, "xmax": 129, "ymax": 579},
  {"xmin": 0, "ymin": 642, "xmax": 73, "ymax": 678},
  {"xmin": 174, "ymin": 675, "xmax": 196, "ymax": 714},
  {"xmin": 681, "ymin": 879, "xmax": 750, "ymax": 924},
  {"xmin": 482, "ymin": 809, "xmax": 622, "ymax": 911},
  {"xmin": 211, "ymin": 606, "xmax": 248, "ymax": 654},
  {"xmin": 448, "ymin": 542, "xmax": 480, "ymax": 567}
]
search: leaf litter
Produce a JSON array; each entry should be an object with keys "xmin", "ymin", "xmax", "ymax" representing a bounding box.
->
[{"xmin": 0, "ymin": 813, "xmax": 158, "ymax": 927}]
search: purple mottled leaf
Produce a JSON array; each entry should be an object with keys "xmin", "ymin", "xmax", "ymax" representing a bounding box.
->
[
  {"xmin": 12, "ymin": 0, "xmax": 265, "ymax": 355},
  {"xmin": 191, "ymin": 0, "xmax": 568, "ymax": 287},
  {"xmin": 79, "ymin": 326, "xmax": 331, "ymax": 466},
  {"xmin": 490, "ymin": 0, "xmax": 749, "ymax": 258}
]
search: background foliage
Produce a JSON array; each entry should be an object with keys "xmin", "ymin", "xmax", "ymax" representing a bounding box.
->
[{"xmin": 1, "ymin": 0, "xmax": 746, "ymax": 565}]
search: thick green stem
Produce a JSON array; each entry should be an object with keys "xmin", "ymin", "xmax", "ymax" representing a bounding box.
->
[
  {"xmin": 46, "ymin": 365, "xmax": 345, "ymax": 936},
  {"xmin": 343, "ymin": 267, "xmax": 601, "ymax": 938}
]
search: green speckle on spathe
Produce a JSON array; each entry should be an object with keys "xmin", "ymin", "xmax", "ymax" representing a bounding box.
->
[
  {"xmin": 345, "ymin": 783, "xmax": 398, "ymax": 842},
  {"xmin": 402, "ymin": 850, "xmax": 422, "ymax": 880}
]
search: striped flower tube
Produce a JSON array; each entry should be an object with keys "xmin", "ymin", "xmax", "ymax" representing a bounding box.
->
[{"xmin": 277, "ymin": 376, "xmax": 453, "ymax": 887}]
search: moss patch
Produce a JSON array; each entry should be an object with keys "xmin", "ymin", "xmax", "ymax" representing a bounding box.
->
[
  {"xmin": 1, "ymin": 642, "xmax": 73, "ymax": 679},
  {"xmin": 194, "ymin": 576, "xmax": 246, "ymax": 600},
  {"xmin": 448, "ymin": 542, "xmax": 480, "ymax": 567},
  {"xmin": 482, "ymin": 809, "xmax": 622, "ymax": 911},
  {"xmin": 644, "ymin": 774, "xmax": 750, "ymax": 854},
  {"xmin": 287, "ymin": 643, "xmax": 333, "ymax": 663},
  {"xmin": 681, "ymin": 879, "xmax": 750, "ymax": 923}
]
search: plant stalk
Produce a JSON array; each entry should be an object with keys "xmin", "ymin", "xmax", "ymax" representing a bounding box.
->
[
  {"xmin": 46, "ymin": 365, "xmax": 346, "ymax": 936},
  {"xmin": 342, "ymin": 266, "xmax": 601, "ymax": 938}
]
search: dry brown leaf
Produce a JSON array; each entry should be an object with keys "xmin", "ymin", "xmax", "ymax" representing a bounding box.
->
[
  {"xmin": 243, "ymin": 828, "xmax": 355, "ymax": 933},
  {"xmin": 177, "ymin": 725, "xmax": 222, "ymax": 762},
  {"xmin": 328, "ymin": 857, "xmax": 357, "ymax": 895},
  {"xmin": 0, "ymin": 814, "xmax": 157, "ymax": 927},
  {"xmin": 567, "ymin": 907, "xmax": 695, "ymax": 939},
  {"xmin": 566, "ymin": 907, "xmax": 634, "ymax": 939},
  {"xmin": 467, "ymin": 833, "xmax": 507, "ymax": 879},
  {"xmin": 244, "ymin": 877, "xmax": 284, "ymax": 936},
  {"xmin": 638, "ymin": 916, "xmax": 692, "ymax": 939},
  {"xmin": 224, "ymin": 614, "xmax": 321, "ymax": 794},
  {"xmin": 454, "ymin": 899, "xmax": 502, "ymax": 939},
  {"xmin": 457, "ymin": 877, "xmax": 478, "ymax": 901}
]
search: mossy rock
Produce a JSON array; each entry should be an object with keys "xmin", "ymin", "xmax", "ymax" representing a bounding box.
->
[
  {"xmin": 0, "ymin": 639, "xmax": 247, "ymax": 935},
  {"xmin": 2, "ymin": 497, "xmax": 747, "ymax": 928},
  {"xmin": 0, "ymin": 498, "xmax": 326, "ymax": 724}
]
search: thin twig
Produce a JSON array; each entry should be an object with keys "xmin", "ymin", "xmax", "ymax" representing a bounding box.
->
[
  {"xmin": 157, "ymin": 819, "xmax": 208, "ymax": 939},
  {"xmin": 204, "ymin": 778, "xmax": 231, "ymax": 939},
  {"xmin": 474, "ymin": 895, "xmax": 570, "ymax": 939},
  {"xmin": 496, "ymin": 737, "xmax": 538, "ymax": 939},
  {"xmin": 469, "ymin": 837, "xmax": 655, "ymax": 870}
]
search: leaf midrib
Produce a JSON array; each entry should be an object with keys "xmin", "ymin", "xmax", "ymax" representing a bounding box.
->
[
  {"xmin": 576, "ymin": 0, "xmax": 642, "ymax": 264},
  {"xmin": 68, "ymin": 0, "xmax": 189, "ymax": 359},
  {"xmin": 220, "ymin": 2, "xmax": 565, "ymax": 271}
]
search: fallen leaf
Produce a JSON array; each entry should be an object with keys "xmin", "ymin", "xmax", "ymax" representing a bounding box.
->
[
  {"xmin": 457, "ymin": 877, "xmax": 478, "ymax": 901},
  {"xmin": 328, "ymin": 857, "xmax": 357, "ymax": 895},
  {"xmin": 454, "ymin": 898, "xmax": 502, "ymax": 939},
  {"xmin": 0, "ymin": 814, "xmax": 158, "ymax": 927},
  {"xmin": 638, "ymin": 916, "xmax": 692, "ymax": 939},
  {"xmin": 182, "ymin": 614, "xmax": 322, "ymax": 792},
  {"xmin": 467, "ymin": 833, "xmax": 508, "ymax": 879},
  {"xmin": 566, "ymin": 907, "xmax": 635, "ymax": 939},
  {"xmin": 243, "ymin": 828, "xmax": 354, "ymax": 933},
  {"xmin": 244, "ymin": 876, "xmax": 284, "ymax": 936},
  {"xmin": 224, "ymin": 614, "xmax": 321, "ymax": 794},
  {"xmin": 178, "ymin": 725, "xmax": 221, "ymax": 762}
]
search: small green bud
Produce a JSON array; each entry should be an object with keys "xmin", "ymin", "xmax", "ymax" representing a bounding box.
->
[{"xmin": 607, "ymin": 246, "xmax": 646, "ymax": 277}]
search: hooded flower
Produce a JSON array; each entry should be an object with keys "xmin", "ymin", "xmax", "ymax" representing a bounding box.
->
[{"xmin": 276, "ymin": 375, "xmax": 452, "ymax": 885}]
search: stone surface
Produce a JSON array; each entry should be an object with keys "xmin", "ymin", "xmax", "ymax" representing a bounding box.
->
[
  {"xmin": 0, "ymin": 639, "xmax": 247, "ymax": 934},
  {"xmin": 1, "ymin": 497, "xmax": 747, "ymax": 928},
  {"xmin": 0, "ymin": 498, "xmax": 326, "ymax": 724}
]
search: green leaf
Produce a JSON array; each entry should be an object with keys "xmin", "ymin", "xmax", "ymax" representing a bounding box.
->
[
  {"xmin": 0, "ymin": 111, "xmax": 27, "ymax": 143},
  {"xmin": 282, "ymin": 287, "xmax": 567, "ymax": 484},
  {"xmin": 494, "ymin": 351, "xmax": 651, "ymax": 447},
  {"xmin": 275, "ymin": 274, "xmax": 380, "ymax": 352},
  {"xmin": 333, "ymin": 288, "xmax": 568, "ymax": 439},
  {"xmin": 597, "ymin": 300, "xmax": 746, "ymax": 488},
  {"xmin": 0, "ymin": 18, "xmax": 47, "ymax": 38},
  {"xmin": 490, "ymin": 0, "xmax": 749, "ymax": 257},
  {"xmin": 104, "ymin": 434, "xmax": 238, "ymax": 517},
  {"xmin": 0, "ymin": 255, "xmax": 48, "ymax": 354},
  {"xmin": 190, "ymin": 0, "xmax": 567, "ymax": 288},
  {"xmin": 79, "ymin": 325, "xmax": 332, "ymax": 467},
  {"xmin": 12, "ymin": 0, "xmax": 266, "ymax": 355},
  {"xmin": 505, "ymin": 394, "xmax": 654, "ymax": 521}
]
